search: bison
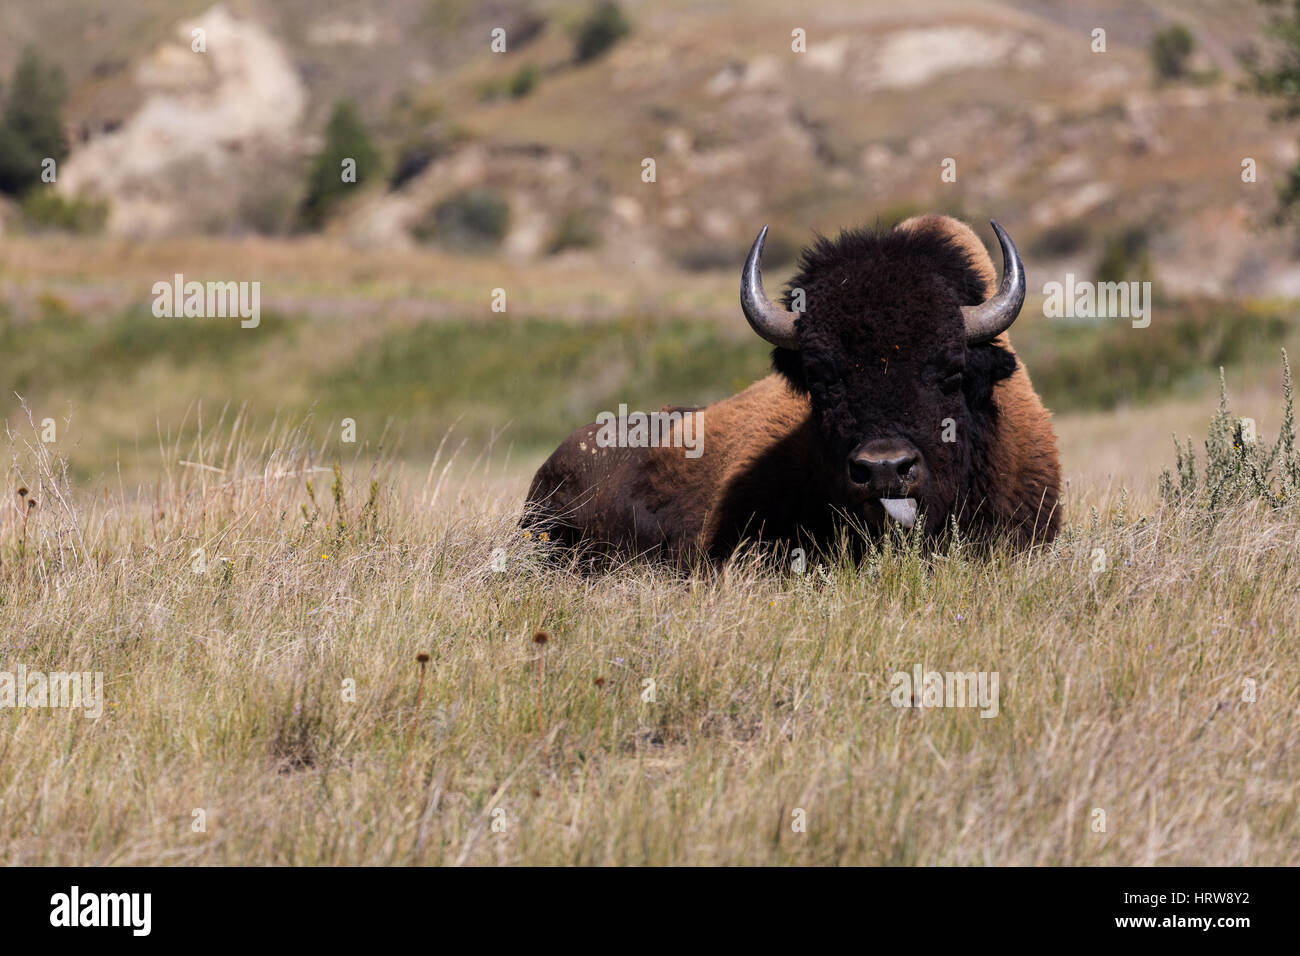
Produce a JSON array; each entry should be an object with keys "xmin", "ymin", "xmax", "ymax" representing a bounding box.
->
[{"xmin": 523, "ymin": 214, "xmax": 1061, "ymax": 561}]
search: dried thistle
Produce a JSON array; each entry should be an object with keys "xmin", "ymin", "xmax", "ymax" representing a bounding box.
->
[
  {"xmin": 407, "ymin": 651, "xmax": 431, "ymax": 748},
  {"xmin": 533, "ymin": 630, "xmax": 551, "ymax": 741},
  {"xmin": 16, "ymin": 487, "xmax": 35, "ymax": 559},
  {"xmin": 593, "ymin": 676, "xmax": 607, "ymax": 752}
]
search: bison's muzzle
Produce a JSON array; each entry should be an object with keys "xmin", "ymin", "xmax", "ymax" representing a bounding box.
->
[{"xmin": 848, "ymin": 439, "xmax": 927, "ymax": 529}]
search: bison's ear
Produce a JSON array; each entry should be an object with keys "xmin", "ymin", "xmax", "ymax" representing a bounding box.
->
[
  {"xmin": 771, "ymin": 347, "xmax": 808, "ymax": 394},
  {"xmin": 964, "ymin": 342, "xmax": 1018, "ymax": 409}
]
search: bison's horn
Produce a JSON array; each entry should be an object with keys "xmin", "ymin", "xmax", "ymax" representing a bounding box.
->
[
  {"xmin": 962, "ymin": 220, "xmax": 1025, "ymax": 345},
  {"xmin": 741, "ymin": 225, "xmax": 800, "ymax": 350}
]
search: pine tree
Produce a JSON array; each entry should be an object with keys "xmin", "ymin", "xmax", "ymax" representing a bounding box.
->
[
  {"xmin": 1242, "ymin": 1, "xmax": 1300, "ymax": 220},
  {"xmin": 300, "ymin": 101, "xmax": 380, "ymax": 230},
  {"xmin": 0, "ymin": 48, "xmax": 68, "ymax": 196}
]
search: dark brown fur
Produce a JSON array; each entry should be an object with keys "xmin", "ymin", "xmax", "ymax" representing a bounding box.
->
[{"xmin": 523, "ymin": 216, "xmax": 1061, "ymax": 561}]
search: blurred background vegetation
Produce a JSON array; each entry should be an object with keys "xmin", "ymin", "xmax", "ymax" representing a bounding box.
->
[{"xmin": 2, "ymin": 0, "xmax": 1300, "ymax": 495}]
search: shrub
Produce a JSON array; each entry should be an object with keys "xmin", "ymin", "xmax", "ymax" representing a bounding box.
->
[
  {"xmin": 300, "ymin": 101, "xmax": 380, "ymax": 230},
  {"xmin": 573, "ymin": 2, "xmax": 631, "ymax": 64},
  {"xmin": 1161, "ymin": 352, "xmax": 1300, "ymax": 512},
  {"xmin": 0, "ymin": 123, "xmax": 41, "ymax": 196},
  {"xmin": 1242, "ymin": 1, "xmax": 1300, "ymax": 223},
  {"xmin": 19, "ymin": 191, "xmax": 108, "ymax": 233},
  {"xmin": 1096, "ymin": 227, "xmax": 1154, "ymax": 285},
  {"xmin": 546, "ymin": 208, "xmax": 601, "ymax": 254},
  {"xmin": 508, "ymin": 63, "xmax": 540, "ymax": 99},
  {"xmin": 1150, "ymin": 24, "xmax": 1194, "ymax": 81},
  {"xmin": 415, "ymin": 188, "xmax": 510, "ymax": 249},
  {"xmin": 0, "ymin": 49, "xmax": 68, "ymax": 196},
  {"xmin": 479, "ymin": 63, "xmax": 541, "ymax": 102}
]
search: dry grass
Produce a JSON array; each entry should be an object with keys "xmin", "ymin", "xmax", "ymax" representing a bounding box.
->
[
  {"xmin": 0, "ymin": 234, "xmax": 740, "ymax": 322},
  {"xmin": 1, "ymin": 406, "xmax": 1297, "ymax": 866},
  {"xmin": 3, "ymin": 0, "xmax": 1295, "ymax": 867}
]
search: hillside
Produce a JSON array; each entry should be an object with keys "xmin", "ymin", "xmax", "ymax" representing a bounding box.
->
[
  {"xmin": 4, "ymin": 0, "xmax": 1300, "ymax": 496},
  {"xmin": 1, "ymin": 0, "xmax": 1298, "ymax": 295}
]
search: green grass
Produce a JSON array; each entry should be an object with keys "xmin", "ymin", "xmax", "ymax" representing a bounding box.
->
[
  {"xmin": 0, "ymin": 299, "xmax": 289, "ymax": 396},
  {"xmin": 4, "ymin": 294, "xmax": 1295, "ymax": 487},
  {"xmin": 1015, "ymin": 298, "xmax": 1292, "ymax": 412},
  {"xmin": 315, "ymin": 315, "xmax": 769, "ymax": 453}
]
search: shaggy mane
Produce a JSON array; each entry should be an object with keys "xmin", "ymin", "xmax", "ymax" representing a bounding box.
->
[{"xmin": 782, "ymin": 222, "xmax": 992, "ymax": 311}]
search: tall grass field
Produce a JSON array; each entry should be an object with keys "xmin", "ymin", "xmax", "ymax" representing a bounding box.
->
[{"xmin": 3, "ymin": 349, "xmax": 1298, "ymax": 865}]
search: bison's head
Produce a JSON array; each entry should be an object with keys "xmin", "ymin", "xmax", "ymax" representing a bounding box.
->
[{"xmin": 740, "ymin": 215, "xmax": 1025, "ymax": 535}]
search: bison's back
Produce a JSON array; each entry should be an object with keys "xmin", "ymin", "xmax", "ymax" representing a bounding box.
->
[{"xmin": 522, "ymin": 376, "xmax": 816, "ymax": 559}]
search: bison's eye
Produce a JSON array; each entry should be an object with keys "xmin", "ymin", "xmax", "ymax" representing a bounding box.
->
[{"xmin": 927, "ymin": 365, "xmax": 963, "ymax": 394}]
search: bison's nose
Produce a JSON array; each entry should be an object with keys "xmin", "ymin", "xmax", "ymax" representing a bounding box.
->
[{"xmin": 848, "ymin": 441, "xmax": 921, "ymax": 492}]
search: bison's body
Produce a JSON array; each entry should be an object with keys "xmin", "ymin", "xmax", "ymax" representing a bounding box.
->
[{"xmin": 524, "ymin": 215, "xmax": 1061, "ymax": 560}]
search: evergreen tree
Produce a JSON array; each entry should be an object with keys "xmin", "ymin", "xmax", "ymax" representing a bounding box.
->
[
  {"xmin": 1243, "ymin": 1, "xmax": 1300, "ymax": 220},
  {"xmin": 0, "ymin": 48, "xmax": 68, "ymax": 196},
  {"xmin": 300, "ymin": 101, "xmax": 380, "ymax": 230}
]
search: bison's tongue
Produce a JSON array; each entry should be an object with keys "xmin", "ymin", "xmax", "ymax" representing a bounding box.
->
[{"xmin": 880, "ymin": 498, "xmax": 918, "ymax": 529}]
